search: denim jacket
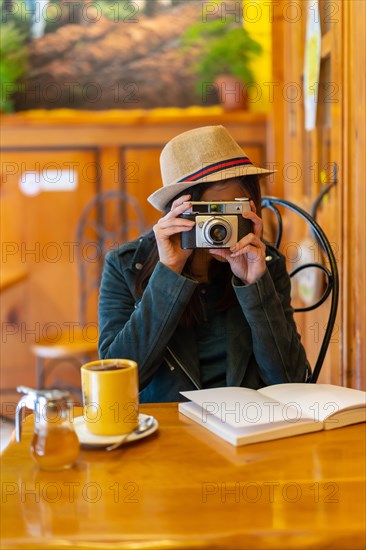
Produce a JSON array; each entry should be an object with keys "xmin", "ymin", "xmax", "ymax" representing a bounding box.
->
[{"xmin": 98, "ymin": 233, "xmax": 308, "ymax": 403}]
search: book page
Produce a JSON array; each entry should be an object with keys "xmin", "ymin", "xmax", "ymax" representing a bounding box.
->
[
  {"xmin": 258, "ymin": 383, "xmax": 366, "ymax": 423},
  {"xmin": 179, "ymin": 401, "xmax": 322, "ymax": 446},
  {"xmin": 180, "ymin": 387, "xmax": 318, "ymax": 429}
]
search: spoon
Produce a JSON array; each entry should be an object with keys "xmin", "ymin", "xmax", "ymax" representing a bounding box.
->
[{"xmin": 105, "ymin": 416, "xmax": 155, "ymax": 451}]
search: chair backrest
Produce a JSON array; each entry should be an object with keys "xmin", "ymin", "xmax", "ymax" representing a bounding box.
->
[
  {"xmin": 75, "ymin": 190, "xmax": 147, "ymax": 325},
  {"xmin": 261, "ymin": 196, "xmax": 339, "ymax": 383}
]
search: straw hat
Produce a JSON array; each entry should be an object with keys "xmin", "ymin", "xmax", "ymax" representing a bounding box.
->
[{"xmin": 148, "ymin": 125, "xmax": 275, "ymax": 211}]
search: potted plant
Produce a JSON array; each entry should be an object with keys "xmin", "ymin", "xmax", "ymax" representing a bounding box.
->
[
  {"xmin": 0, "ymin": 21, "xmax": 27, "ymax": 112},
  {"xmin": 181, "ymin": 16, "xmax": 262, "ymax": 110}
]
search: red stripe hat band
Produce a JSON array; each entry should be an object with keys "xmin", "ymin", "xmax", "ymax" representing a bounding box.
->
[{"xmin": 178, "ymin": 157, "xmax": 253, "ymax": 183}]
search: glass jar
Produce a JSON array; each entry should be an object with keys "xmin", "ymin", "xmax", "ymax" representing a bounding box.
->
[{"xmin": 16, "ymin": 387, "xmax": 80, "ymax": 471}]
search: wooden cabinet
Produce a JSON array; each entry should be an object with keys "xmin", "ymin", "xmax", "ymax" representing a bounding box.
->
[{"xmin": 0, "ymin": 108, "xmax": 270, "ymax": 394}]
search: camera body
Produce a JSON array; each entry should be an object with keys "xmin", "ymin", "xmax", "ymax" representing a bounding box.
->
[{"xmin": 180, "ymin": 199, "xmax": 251, "ymax": 249}]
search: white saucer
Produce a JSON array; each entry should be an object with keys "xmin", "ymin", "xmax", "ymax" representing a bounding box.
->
[{"xmin": 72, "ymin": 413, "xmax": 158, "ymax": 448}]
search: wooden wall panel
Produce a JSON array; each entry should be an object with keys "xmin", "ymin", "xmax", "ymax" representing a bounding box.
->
[
  {"xmin": 0, "ymin": 149, "xmax": 99, "ymax": 392},
  {"xmin": 124, "ymin": 148, "xmax": 161, "ymax": 229},
  {"xmin": 341, "ymin": 0, "xmax": 366, "ymax": 389},
  {"xmin": 271, "ymin": 0, "xmax": 365, "ymax": 389}
]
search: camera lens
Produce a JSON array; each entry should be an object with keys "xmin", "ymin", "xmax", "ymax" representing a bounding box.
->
[
  {"xmin": 203, "ymin": 217, "xmax": 232, "ymax": 246},
  {"xmin": 209, "ymin": 224, "xmax": 227, "ymax": 243}
]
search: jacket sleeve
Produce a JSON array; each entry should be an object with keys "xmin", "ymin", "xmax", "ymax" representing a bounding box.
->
[
  {"xmin": 233, "ymin": 253, "xmax": 308, "ymax": 385},
  {"xmin": 98, "ymin": 252, "xmax": 198, "ymax": 388}
]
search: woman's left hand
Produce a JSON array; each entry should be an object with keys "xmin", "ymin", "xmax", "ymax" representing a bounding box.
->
[{"xmin": 208, "ymin": 200, "xmax": 267, "ymax": 285}]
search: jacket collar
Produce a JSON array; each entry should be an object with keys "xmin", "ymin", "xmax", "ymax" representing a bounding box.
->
[{"xmin": 117, "ymin": 231, "xmax": 155, "ymax": 272}]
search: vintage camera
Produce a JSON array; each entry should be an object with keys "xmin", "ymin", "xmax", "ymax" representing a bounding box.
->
[{"xmin": 180, "ymin": 199, "xmax": 251, "ymax": 249}]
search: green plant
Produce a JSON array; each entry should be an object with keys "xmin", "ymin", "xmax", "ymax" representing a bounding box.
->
[
  {"xmin": 0, "ymin": 21, "xmax": 27, "ymax": 112},
  {"xmin": 181, "ymin": 16, "xmax": 262, "ymax": 97}
]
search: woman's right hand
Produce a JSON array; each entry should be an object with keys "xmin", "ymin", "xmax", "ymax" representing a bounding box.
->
[{"xmin": 153, "ymin": 194, "xmax": 195, "ymax": 274}]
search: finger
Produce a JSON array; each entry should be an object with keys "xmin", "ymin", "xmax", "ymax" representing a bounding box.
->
[
  {"xmin": 171, "ymin": 195, "xmax": 191, "ymax": 211},
  {"xmin": 157, "ymin": 215, "xmax": 195, "ymax": 229},
  {"xmin": 208, "ymin": 249, "xmax": 231, "ymax": 260},
  {"xmin": 157, "ymin": 214, "xmax": 194, "ymax": 225},
  {"xmin": 159, "ymin": 206, "xmax": 190, "ymax": 225},
  {"xmin": 230, "ymin": 238, "xmax": 265, "ymax": 258},
  {"xmin": 242, "ymin": 213, "xmax": 263, "ymax": 238},
  {"xmin": 163, "ymin": 201, "xmax": 192, "ymax": 223},
  {"xmin": 154, "ymin": 225, "xmax": 195, "ymax": 239},
  {"xmin": 154, "ymin": 219, "xmax": 195, "ymax": 238},
  {"xmin": 230, "ymin": 242, "xmax": 266, "ymax": 259},
  {"xmin": 249, "ymin": 200, "xmax": 257, "ymax": 214},
  {"xmin": 230, "ymin": 233, "xmax": 263, "ymax": 251}
]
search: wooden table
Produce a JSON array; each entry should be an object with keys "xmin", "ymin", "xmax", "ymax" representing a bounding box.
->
[{"xmin": 1, "ymin": 403, "xmax": 365, "ymax": 549}]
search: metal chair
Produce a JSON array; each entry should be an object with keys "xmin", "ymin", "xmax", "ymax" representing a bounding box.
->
[
  {"xmin": 31, "ymin": 190, "xmax": 147, "ymax": 393},
  {"xmin": 261, "ymin": 195, "xmax": 339, "ymax": 383}
]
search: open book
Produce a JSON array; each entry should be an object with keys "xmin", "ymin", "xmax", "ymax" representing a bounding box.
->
[{"xmin": 179, "ymin": 383, "xmax": 366, "ymax": 447}]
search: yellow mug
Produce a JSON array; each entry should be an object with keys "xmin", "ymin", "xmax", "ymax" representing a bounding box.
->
[{"xmin": 81, "ymin": 359, "xmax": 139, "ymax": 436}]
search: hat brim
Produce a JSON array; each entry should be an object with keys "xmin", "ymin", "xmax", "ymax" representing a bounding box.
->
[{"xmin": 148, "ymin": 165, "xmax": 276, "ymax": 211}]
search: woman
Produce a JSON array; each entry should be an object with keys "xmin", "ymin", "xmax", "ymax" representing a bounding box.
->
[{"xmin": 98, "ymin": 126, "xmax": 308, "ymax": 402}]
